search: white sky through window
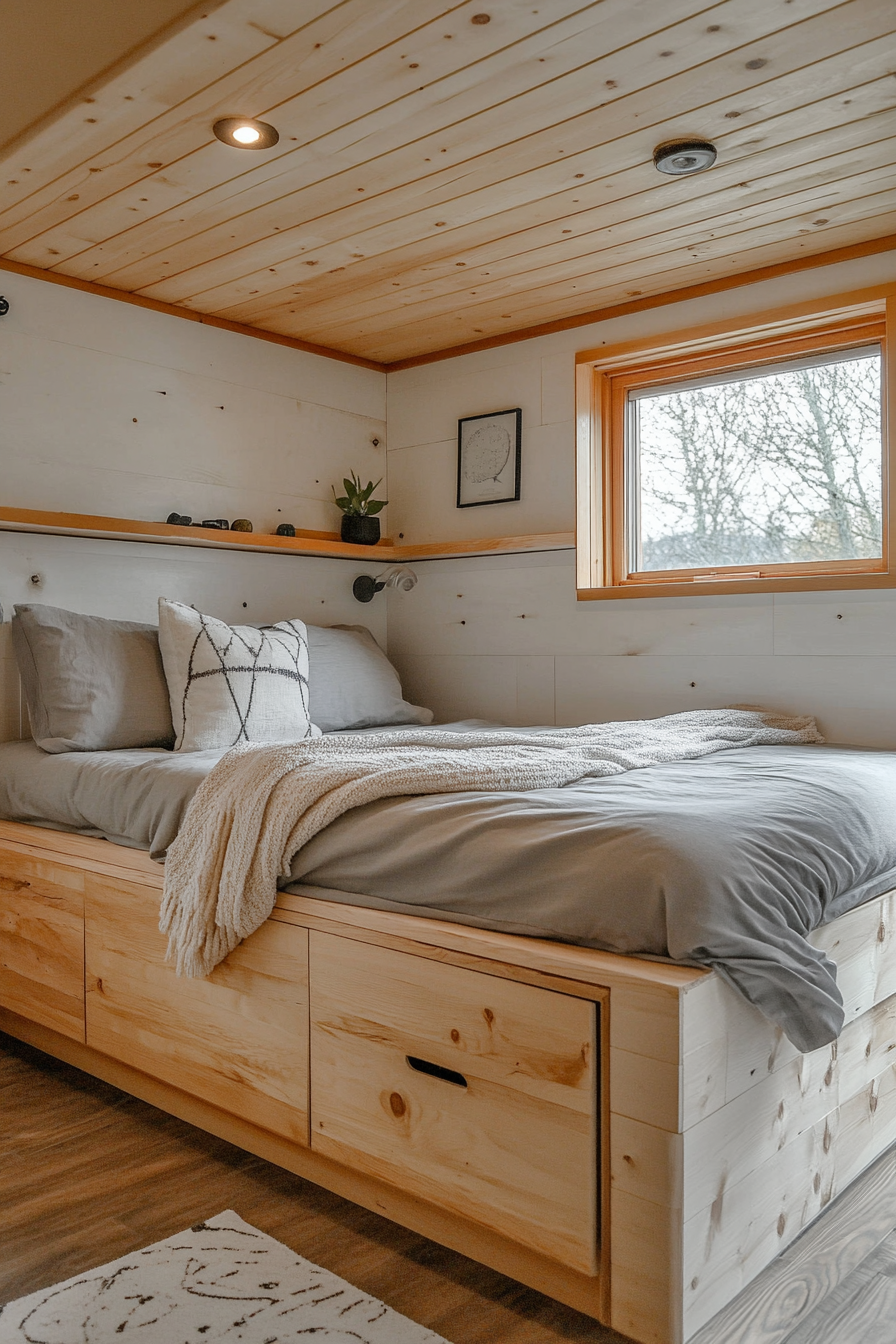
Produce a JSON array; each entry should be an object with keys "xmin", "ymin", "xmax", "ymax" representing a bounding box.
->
[{"xmin": 632, "ymin": 348, "xmax": 883, "ymax": 573}]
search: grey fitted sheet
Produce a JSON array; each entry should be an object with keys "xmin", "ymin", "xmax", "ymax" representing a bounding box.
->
[{"xmin": 1, "ymin": 725, "xmax": 895, "ymax": 1052}]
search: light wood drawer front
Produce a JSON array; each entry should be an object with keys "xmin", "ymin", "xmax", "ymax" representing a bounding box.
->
[
  {"xmin": 0, "ymin": 846, "xmax": 85, "ymax": 1041},
  {"xmin": 85, "ymin": 878, "xmax": 310, "ymax": 1145},
  {"xmin": 309, "ymin": 933, "xmax": 598, "ymax": 1274}
]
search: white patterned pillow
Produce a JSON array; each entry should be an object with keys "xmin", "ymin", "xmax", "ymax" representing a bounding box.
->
[{"xmin": 158, "ymin": 599, "xmax": 320, "ymax": 751}]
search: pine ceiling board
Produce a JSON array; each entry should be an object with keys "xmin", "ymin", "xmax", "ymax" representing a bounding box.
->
[
  {"xmin": 123, "ymin": 0, "xmax": 863, "ymax": 306},
  {"xmin": 2, "ymin": 0, "xmax": 555, "ymax": 269},
  {"xmin": 287, "ymin": 178, "xmax": 896, "ymax": 351},
  {"xmin": 199, "ymin": 31, "xmax": 896, "ymax": 328},
  {"xmin": 288, "ymin": 138, "xmax": 896, "ymax": 342},
  {"xmin": 235, "ymin": 96, "xmax": 896, "ymax": 334},
  {"xmin": 0, "ymin": 0, "xmax": 460, "ymax": 260},
  {"xmin": 19, "ymin": 0, "xmax": 615, "ymax": 281},
  {"xmin": 122, "ymin": 0, "xmax": 889, "ymax": 315},
  {"xmin": 349, "ymin": 205, "xmax": 896, "ymax": 361},
  {"xmin": 78, "ymin": 0, "xmax": 758, "ymax": 297},
  {"xmin": 0, "ymin": 0, "xmax": 313, "ymax": 235},
  {"xmin": 363, "ymin": 178, "xmax": 896, "ymax": 343}
]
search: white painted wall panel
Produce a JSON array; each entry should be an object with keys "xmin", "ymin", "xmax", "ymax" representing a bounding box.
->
[
  {"xmin": 3, "ymin": 332, "xmax": 385, "ymax": 533},
  {"xmin": 1, "ymin": 272, "xmax": 385, "ymax": 419},
  {"xmin": 555, "ymin": 653, "xmax": 896, "ymax": 747},
  {"xmin": 540, "ymin": 351, "xmax": 575, "ymax": 426},
  {"xmin": 388, "ymin": 554, "xmax": 895, "ymax": 744},
  {"xmin": 773, "ymin": 589, "xmax": 896, "ymax": 656},
  {"xmin": 0, "ymin": 271, "xmax": 387, "ymax": 533},
  {"xmin": 387, "ymin": 554, "xmax": 775, "ymax": 659},
  {"xmin": 399, "ymin": 655, "xmax": 528, "ymax": 727},
  {"xmin": 387, "ymin": 354, "xmax": 542, "ymax": 453}
]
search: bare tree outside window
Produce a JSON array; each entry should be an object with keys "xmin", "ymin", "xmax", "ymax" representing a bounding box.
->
[{"xmin": 634, "ymin": 349, "xmax": 883, "ymax": 572}]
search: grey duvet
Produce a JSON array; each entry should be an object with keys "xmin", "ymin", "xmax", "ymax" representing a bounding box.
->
[{"xmin": 1, "ymin": 724, "xmax": 895, "ymax": 1051}]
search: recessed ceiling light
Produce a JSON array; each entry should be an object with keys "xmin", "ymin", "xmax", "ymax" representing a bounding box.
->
[
  {"xmin": 653, "ymin": 140, "xmax": 717, "ymax": 176},
  {"xmin": 213, "ymin": 117, "xmax": 279, "ymax": 150}
]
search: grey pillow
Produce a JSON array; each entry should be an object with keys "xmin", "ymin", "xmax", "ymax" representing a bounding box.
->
[
  {"xmin": 306, "ymin": 624, "xmax": 432, "ymax": 732},
  {"xmin": 12, "ymin": 604, "xmax": 175, "ymax": 753}
]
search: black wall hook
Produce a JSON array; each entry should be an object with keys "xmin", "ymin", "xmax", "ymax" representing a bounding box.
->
[{"xmin": 352, "ymin": 575, "xmax": 385, "ymax": 603}]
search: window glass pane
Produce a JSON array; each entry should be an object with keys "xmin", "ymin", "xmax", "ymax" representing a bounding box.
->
[{"xmin": 633, "ymin": 349, "xmax": 883, "ymax": 572}]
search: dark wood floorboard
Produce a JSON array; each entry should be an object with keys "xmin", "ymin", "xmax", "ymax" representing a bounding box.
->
[{"xmin": 0, "ymin": 1032, "xmax": 625, "ymax": 1343}]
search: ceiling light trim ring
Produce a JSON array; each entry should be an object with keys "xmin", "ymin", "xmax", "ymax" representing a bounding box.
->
[
  {"xmin": 653, "ymin": 139, "xmax": 717, "ymax": 176},
  {"xmin": 213, "ymin": 117, "xmax": 280, "ymax": 150}
]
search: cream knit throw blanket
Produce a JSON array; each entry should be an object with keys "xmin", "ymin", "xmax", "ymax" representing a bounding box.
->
[{"xmin": 160, "ymin": 708, "xmax": 822, "ymax": 977}]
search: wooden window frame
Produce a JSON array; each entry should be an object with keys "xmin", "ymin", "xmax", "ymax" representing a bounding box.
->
[{"xmin": 575, "ymin": 285, "xmax": 896, "ymax": 600}]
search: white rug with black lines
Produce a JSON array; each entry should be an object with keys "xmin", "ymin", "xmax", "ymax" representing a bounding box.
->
[{"xmin": 0, "ymin": 1210, "xmax": 451, "ymax": 1342}]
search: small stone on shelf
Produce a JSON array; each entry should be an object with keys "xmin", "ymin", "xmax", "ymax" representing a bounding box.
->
[
  {"xmin": 231, "ymin": 518, "xmax": 253, "ymax": 532},
  {"xmin": 275, "ymin": 523, "xmax": 296, "ymax": 537}
]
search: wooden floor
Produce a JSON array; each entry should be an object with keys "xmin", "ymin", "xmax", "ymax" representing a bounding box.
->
[
  {"xmin": 0, "ymin": 1032, "xmax": 621, "ymax": 1344},
  {"xmin": 4, "ymin": 1029, "xmax": 896, "ymax": 1344}
]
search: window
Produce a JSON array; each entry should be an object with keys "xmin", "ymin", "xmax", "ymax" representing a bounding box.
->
[{"xmin": 575, "ymin": 292, "xmax": 895, "ymax": 598}]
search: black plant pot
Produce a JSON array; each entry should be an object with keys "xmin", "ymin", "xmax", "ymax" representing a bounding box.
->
[{"xmin": 340, "ymin": 514, "xmax": 380, "ymax": 546}]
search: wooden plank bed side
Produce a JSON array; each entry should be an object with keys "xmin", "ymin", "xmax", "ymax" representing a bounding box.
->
[
  {"xmin": 680, "ymin": 889, "xmax": 896, "ymax": 1130},
  {"xmin": 274, "ymin": 887, "xmax": 706, "ymax": 992},
  {"xmin": 675, "ymin": 898, "xmax": 896, "ymax": 1341},
  {"xmin": 682, "ymin": 1051, "xmax": 896, "ymax": 1337},
  {"xmin": 0, "ymin": 843, "xmax": 85, "ymax": 1041},
  {"xmin": 8, "ymin": 821, "xmax": 896, "ymax": 1344},
  {"xmin": 0, "ymin": 1005, "xmax": 607, "ymax": 1323},
  {"xmin": 85, "ymin": 874, "xmax": 311, "ymax": 1146},
  {"xmin": 0, "ymin": 820, "xmax": 164, "ymax": 887}
]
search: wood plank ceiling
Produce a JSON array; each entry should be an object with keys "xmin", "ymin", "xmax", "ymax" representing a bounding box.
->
[{"xmin": 1, "ymin": 0, "xmax": 895, "ymax": 365}]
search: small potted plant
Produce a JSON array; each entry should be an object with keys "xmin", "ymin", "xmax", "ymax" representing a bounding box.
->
[{"xmin": 333, "ymin": 471, "xmax": 387, "ymax": 545}]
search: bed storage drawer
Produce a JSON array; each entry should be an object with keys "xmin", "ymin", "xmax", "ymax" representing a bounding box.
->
[
  {"xmin": 0, "ymin": 846, "xmax": 85, "ymax": 1041},
  {"xmin": 309, "ymin": 931, "xmax": 599, "ymax": 1274},
  {"xmin": 85, "ymin": 876, "xmax": 310, "ymax": 1145}
]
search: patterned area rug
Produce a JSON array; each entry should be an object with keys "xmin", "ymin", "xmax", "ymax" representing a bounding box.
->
[{"xmin": 0, "ymin": 1210, "xmax": 451, "ymax": 1342}]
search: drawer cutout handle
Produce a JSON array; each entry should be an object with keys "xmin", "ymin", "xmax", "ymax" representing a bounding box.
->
[{"xmin": 407, "ymin": 1055, "xmax": 467, "ymax": 1089}]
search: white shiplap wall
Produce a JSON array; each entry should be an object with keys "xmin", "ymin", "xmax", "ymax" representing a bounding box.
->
[
  {"xmin": 0, "ymin": 271, "xmax": 386, "ymax": 533},
  {"xmin": 386, "ymin": 252, "xmax": 896, "ymax": 746},
  {"xmin": 0, "ymin": 272, "xmax": 388, "ymax": 741}
]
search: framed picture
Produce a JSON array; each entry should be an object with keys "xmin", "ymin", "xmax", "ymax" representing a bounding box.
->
[{"xmin": 456, "ymin": 408, "xmax": 522, "ymax": 508}]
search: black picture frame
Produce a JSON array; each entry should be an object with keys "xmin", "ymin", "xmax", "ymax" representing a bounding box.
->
[{"xmin": 456, "ymin": 408, "xmax": 522, "ymax": 508}]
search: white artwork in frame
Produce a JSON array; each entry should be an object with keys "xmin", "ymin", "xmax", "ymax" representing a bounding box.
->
[{"xmin": 457, "ymin": 408, "xmax": 522, "ymax": 508}]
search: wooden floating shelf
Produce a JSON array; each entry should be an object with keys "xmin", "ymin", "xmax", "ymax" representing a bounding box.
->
[{"xmin": 0, "ymin": 507, "xmax": 575, "ymax": 564}]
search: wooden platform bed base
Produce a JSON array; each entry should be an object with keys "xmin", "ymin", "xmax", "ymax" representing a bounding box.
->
[{"xmin": 2, "ymin": 819, "xmax": 896, "ymax": 1344}]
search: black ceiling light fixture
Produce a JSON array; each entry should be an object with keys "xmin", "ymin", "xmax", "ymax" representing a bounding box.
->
[
  {"xmin": 213, "ymin": 117, "xmax": 279, "ymax": 150},
  {"xmin": 653, "ymin": 140, "xmax": 717, "ymax": 176}
]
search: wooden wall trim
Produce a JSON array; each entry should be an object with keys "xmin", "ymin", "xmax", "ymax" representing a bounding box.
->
[
  {"xmin": 0, "ymin": 258, "xmax": 387, "ymax": 374},
  {"xmin": 3, "ymin": 237, "xmax": 895, "ymax": 377}
]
